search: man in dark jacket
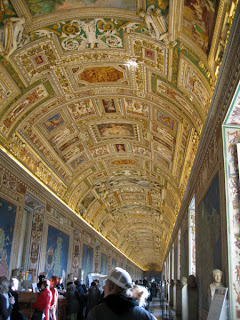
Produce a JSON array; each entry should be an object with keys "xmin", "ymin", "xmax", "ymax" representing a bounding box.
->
[{"xmin": 86, "ymin": 267, "xmax": 156, "ymax": 320}]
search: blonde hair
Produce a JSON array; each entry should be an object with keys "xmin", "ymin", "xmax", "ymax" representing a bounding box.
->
[{"xmin": 131, "ymin": 284, "xmax": 149, "ymax": 307}]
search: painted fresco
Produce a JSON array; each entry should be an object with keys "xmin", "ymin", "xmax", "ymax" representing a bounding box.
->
[
  {"xmin": 70, "ymin": 155, "xmax": 86, "ymax": 169},
  {"xmin": 97, "ymin": 123, "xmax": 134, "ymax": 137},
  {"xmin": 124, "ymin": 99, "xmax": 149, "ymax": 118},
  {"xmin": 183, "ymin": 0, "xmax": 218, "ymax": 54},
  {"xmin": 44, "ymin": 225, "xmax": 69, "ymax": 279},
  {"xmin": 81, "ymin": 192, "xmax": 95, "ymax": 209},
  {"xmin": 116, "ymin": 144, "xmax": 126, "ymax": 152},
  {"xmin": 78, "ymin": 67, "xmax": 123, "ymax": 83},
  {"xmin": 61, "ymin": 145, "xmax": 84, "ymax": 162},
  {"xmin": 90, "ymin": 145, "xmax": 110, "ymax": 158},
  {"xmin": 109, "ymin": 177, "xmax": 150, "ymax": 189},
  {"xmin": 82, "ymin": 244, "xmax": 93, "ymax": 286},
  {"xmin": 157, "ymin": 111, "xmax": 174, "ymax": 130},
  {"xmin": 26, "ymin": 0, "xmax": 135, "ymax": 16},
  {"xmin": 26, "ymin": 195, "xmax": 45, "ymax": 274},
  {"xmin": 58, "ymin": 137, "xmax": 80, "ymax": 152},
  {"xmin": 0, "ymin": 199, "xmax": 16, "ymax": 277},
  {"xmin": 68, "ymin": 100, "xmax": 96, "ymax": 119},
  {"xmin": 197, "ymin": 174, "xmax": 222, "ymax": 310},
  {"xmin": 101, "ymin": 253, "xmax": 108, "ymax": 275},
  {"xmin": 44, "ymin": 114, "xmax": 64, "ymax": 131},
  {"xmin": 0, "ymin": 85, "xmax": 48, "ymax": 136},
  {"xmin": 180, "ymin": 228, "xmax": 188, "ymax": 278},
  {"xmin": 103, "ymin": 99, "xmax": 116, "ymax": 113}
]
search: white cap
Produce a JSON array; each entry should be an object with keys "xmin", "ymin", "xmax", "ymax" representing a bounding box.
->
[{"xmin": 101, "ymin": 267, "xmax": 132, "ymax": 289}]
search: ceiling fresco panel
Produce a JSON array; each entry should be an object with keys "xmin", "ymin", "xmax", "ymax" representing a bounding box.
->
[{"xmin": 0, "ymin": 0, "xmax": 237, "ymax": 271}]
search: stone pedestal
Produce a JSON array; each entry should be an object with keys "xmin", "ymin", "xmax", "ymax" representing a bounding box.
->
[
  {"xmin": 166, "ymin": 281, "xmax": 170, "ymax": 301},
  {"xmin": 173, "ymin": 280, "xmax": 177, "ymax": 310},
  {"xmin": 169, "ymin": 279, "xmax": 174, "ymax": 306},
  {"xmin": 176, "ymin": 280, "xmax": 182, "ymax": 317},
  {"xmin": 182, "ymin": 284, "xmax": 188, "ymax": 320},
  {"xmin": 164, "ymin": 280, "xmax": 168, "ymax": 299},
  {"xmin": 188, "ymin": 287, "xmax": 198, "ymax": 320}
]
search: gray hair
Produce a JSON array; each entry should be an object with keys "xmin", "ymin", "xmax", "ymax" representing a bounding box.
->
[{"xmin": 0, "ymin": 276, "xmax": 10, "ymax": 294}]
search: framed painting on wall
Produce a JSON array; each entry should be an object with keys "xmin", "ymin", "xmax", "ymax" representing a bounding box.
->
[
  {"xmin": 44, "ymin": 226, "xmax": 69, "ymax": 280},
  {"xmin": 101, "ymin": 253, "xmax": 108, "ymax": 275},
  {"xmin": 82, "ymin": 244, "xmax": 94, "ymax": 286},
  {"xmin": 0, "ymin": 198, "xmax": 16, "ymax": 277}
]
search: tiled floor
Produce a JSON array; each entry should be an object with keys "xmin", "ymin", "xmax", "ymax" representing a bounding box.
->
[{"xmin": 149, "ymin": 295, "xmax": 177, "ymax": 320}]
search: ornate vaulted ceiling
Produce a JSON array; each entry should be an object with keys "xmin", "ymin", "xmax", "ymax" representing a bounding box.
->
[{"xmin": 0, "ymin": 0, "xmax": 237, "ymax": 271}]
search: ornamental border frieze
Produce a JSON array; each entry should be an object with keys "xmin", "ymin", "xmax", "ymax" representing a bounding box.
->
[
  {"xmin": 0, "ymin": 166, "xmax": 27, "ymax": 196},
  {"xmin": 177, "ymin": 54, "xmax": 212, "ymax": 119},
  {"xmin": 0, "ymin": 63, "xmax": 21, "ymax": 110}
]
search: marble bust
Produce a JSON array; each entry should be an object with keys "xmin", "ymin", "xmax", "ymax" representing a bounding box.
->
[
  {"xmin": 181, "ymin": 277, "xmax": 188, "ymax": 286},
  {"xmin": 209, "ymin": 269, "xmax": 224, "ymax": 302}
]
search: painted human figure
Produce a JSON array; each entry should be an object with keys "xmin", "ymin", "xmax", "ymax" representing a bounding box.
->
[{"xmin": 2, "ymin": 16, "xmax": 25, "ymax": 58}]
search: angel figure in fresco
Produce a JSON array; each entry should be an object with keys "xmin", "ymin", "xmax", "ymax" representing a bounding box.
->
[{"xmin": 1, "ymin": 16, "xmax": 25, "ymax": 58}]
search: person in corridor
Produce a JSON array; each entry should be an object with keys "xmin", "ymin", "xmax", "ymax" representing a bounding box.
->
[{"xmin": 86, "ymin": 267, "xmax": 156, "ymax": 320}]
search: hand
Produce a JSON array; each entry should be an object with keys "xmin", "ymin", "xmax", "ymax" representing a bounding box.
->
[{"xmin": 9, "ymin": 296, "xmax": 15, "ymax": 305}]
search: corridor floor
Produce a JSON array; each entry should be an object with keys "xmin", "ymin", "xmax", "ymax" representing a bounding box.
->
[
  {"xmin": 149, "ymin": 296, "xmax": 161, "ymax": 319},
  {"xmin": 149, "ymin": 295, "xmax": 177, "ymax": 320}
]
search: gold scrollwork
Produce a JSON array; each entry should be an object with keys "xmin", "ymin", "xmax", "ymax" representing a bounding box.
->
[
  {"xmin": 97, "ymin": 20, "xmax": 115, "ymax": 32},
  {"xmin": 62, "ymin": 23, "xmax": 80, "ymax": 35}
]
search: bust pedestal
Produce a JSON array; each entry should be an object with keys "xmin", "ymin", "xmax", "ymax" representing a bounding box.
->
[
  {"xmin": 182, "ymin": 284, "xmax": 188, "ymax": 320},
  {"xmin": 176, "ymin": 280, "xmax": 182, "ymax": 317},
  {"xmin": 169, "ymin": 280, "xmax": 174, "ymax": 306},
  {"xmin": 188, "ymin": 286, "xmax": 198, "ymax": 320},
  {"xmin": 173, "ymin": 280, "xmax": 177, "ymax": 310}
]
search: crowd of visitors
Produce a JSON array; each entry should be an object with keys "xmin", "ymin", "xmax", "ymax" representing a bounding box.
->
[{"xmin": 0, "ymin": 268, "xmax": 160, "ymax": 320}]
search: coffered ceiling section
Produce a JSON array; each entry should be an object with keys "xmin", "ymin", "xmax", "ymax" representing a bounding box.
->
[{"xmin": 0, "ymin": 0, "xmax": 237, "ymax": 270}]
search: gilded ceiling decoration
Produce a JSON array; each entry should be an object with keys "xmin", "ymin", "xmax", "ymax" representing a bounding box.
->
[{"xmin": 0, "ymin": 0, "xmax": 238, "ymax": 271}]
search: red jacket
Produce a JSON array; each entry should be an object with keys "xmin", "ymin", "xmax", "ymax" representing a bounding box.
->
[{"xmin": 33, "ymin": 288, "xmax": 52, "ymax": 320}]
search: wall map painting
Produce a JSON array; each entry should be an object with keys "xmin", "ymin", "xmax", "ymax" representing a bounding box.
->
[
  {"xmin": 82, "ymin": 244, "xmax": 93, "ymax": 286},
  {"xmin": 0, "ymin": 199, "xmax": 16, "ymax": 277},
  {"xmin": 44, "ymin": 226, "xmax": 69, "ymax": 280}
]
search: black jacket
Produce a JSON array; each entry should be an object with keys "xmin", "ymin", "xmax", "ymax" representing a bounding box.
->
[{"xmin": 86, "ymin": 294, "xmax": 155, "ymax": 320}]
